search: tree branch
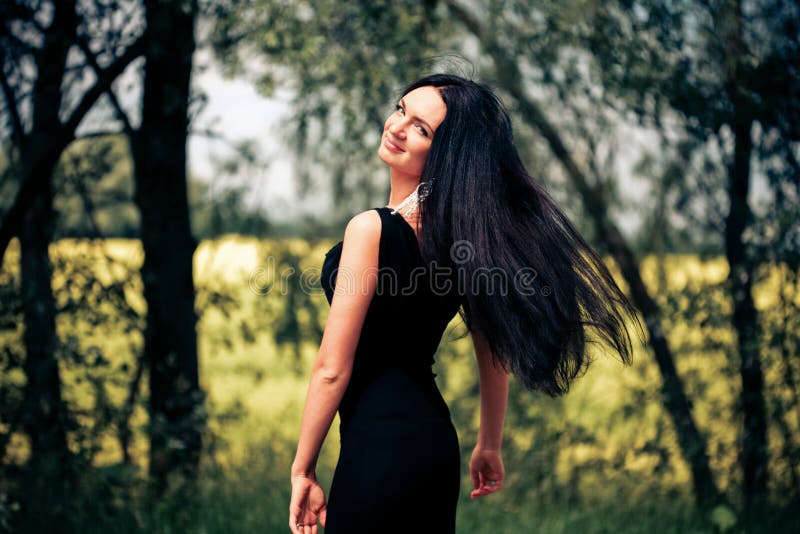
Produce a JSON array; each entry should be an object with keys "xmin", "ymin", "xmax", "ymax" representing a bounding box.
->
[
  {"xmin": 0, "ymin": 54, "xmax": 24, "ymax": 146},
  {"xmin": 62, "ymin": 33, "xmax": 144, "ymax": 137},
  {"xmin": 74, "ymin": 30, "xmax": 135, "ymax": 135},
  {"xmin": 0, "ymin": 33, "xmax": 145, "ymax": 264},
  {"xmin": 75, "ymin": 129, "xmax": 126, "ymax": 139}
]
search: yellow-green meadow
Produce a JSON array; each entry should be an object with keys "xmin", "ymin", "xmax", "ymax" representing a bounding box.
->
[{"xmin": 4, "ymin": 237, "xmax": 796, "ymax": 532}]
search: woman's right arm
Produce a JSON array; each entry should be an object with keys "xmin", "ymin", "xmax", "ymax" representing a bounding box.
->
[
  {"xmin": 290, "ymin": 210, "xmax": 381, "ymax": 478},
  {"xmin": 289, "ymin": 210, "xmax": 381, "ymax": 532}
]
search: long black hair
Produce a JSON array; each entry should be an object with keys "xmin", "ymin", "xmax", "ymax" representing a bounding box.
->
[{"xmin": 401, "ymin": 73, "xmax": 644, "ymax": 397}]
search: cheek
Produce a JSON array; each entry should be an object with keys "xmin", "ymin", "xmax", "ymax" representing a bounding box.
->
[{"xmin": 411, "ymin": 143, "xmax": 431, "ymax": 162}]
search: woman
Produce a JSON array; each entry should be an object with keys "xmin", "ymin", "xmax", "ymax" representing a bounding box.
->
[{"xmin": 289, "ymin": 74, "xmax": 643, "ymax": 533}]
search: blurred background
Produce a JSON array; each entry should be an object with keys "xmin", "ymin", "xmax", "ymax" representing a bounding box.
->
[{"xmin": 0, "ymin": 0, "xmax": 798, "ymax": 532}]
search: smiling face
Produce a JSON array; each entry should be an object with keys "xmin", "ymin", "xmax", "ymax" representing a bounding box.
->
[{"xmin": 378, "ymin": 86, "xmax": 447, "ymax": 178}]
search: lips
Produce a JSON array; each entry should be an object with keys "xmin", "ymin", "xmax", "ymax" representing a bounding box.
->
[{"xmin": 383, "ymin": 135, "xmax": 405, "ymax": 153}]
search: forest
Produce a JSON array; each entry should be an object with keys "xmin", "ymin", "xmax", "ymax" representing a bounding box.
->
[{"xmin": 0, "ymin": 0, "xmax": 798, "ymax": 532}]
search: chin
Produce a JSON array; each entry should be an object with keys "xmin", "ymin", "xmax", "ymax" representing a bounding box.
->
[{"xmin": 377, "ymin": 146, "xmax": 395, "ymax": 166}]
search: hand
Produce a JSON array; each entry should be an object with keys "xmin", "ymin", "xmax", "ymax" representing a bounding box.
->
[
  {"xmin": 469, "ymin": 446, "xmax": 504, "ymax": 499},
  {"xmin": 289, "ymin": 473, "xmax": 327, "ymax": 533}
]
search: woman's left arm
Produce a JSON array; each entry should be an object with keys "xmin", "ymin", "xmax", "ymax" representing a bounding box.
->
[
  {"xmin": 290, "ymin": 210, "xmax": 382, "ymax": 478},
  {"xmin": 468, "ymin": 327, "xmax": 509, "ymax": 498},
  {"xmin": 471, "ymin": 327, "xmax": 509, "ymax": 451}
]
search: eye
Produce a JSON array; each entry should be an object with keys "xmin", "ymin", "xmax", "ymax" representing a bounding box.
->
[
  {"xmin": 416, "ymin": 124, "xmax": 429, "ymax": 137},
  {"xmin": 394, "ymin": 104, "xmax": 404, "ymax": 115}
]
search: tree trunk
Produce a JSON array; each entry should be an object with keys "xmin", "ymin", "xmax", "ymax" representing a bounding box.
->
[
  {"xmin": 722, "ymin": 0, "xmax": 769, "ymax": 519},
  {"xmin": 17, "ymin": 0, "xmax": 75, "ymax": 527},
  {"xmin": 726, "ymin": 115, "xmax": 768, "ymax": 517},
  {"xmin": 132, "ymin": 0, "xmax": 203, "ymax": 494},
  {"xmin": 18, "ymin": 176, "xmax": 72, "ymax": 528}
]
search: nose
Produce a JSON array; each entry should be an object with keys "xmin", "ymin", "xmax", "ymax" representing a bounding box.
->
[{"xmin": 388, "ymin": 118, "xmax": 406, "ymax": 139}]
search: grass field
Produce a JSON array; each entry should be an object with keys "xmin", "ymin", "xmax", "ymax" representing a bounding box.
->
[{"xmin": 2, "ymin": 237, "xmax": 798, "ymax": 533}]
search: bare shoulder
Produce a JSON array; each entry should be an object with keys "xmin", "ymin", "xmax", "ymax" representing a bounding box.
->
[
  {"xmin": 340, "ymin": 209, "xmax": 382, "ymax": 258},
  {"xmin": 343, "ymin": 209, "xmax": 382, "ymax": 240},
  {"xmin": 333, "ymin": 209, "xmax": 382, "ymax": 298},
  {"xmin": 338, "ymin": 209, "xmax": 382, "ymax": 270}
]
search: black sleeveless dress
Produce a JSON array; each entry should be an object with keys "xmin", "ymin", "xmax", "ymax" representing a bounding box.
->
[{"xmin": 320, "ymin": 206, "xmax": 463, "ymax": 533}]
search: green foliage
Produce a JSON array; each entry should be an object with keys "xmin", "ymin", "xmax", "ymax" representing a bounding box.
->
[
  {"xmin": 711, "ymin": 503, "xmax": 739, "ymax": 532},
  {"xmin": 590, "ymin": 0, "xmax": 800, "ymax": 257},
  {"xmin": 2, "ymin": 238, "xmax": 800, "ymax": 530},
  {"xmin": 210, "ymin": 0, "xmax": 460, "ymax": 220},
  {"xmin": 589, "ymin": 1, "xmax": 800, "ymax": 138},
  {"xmin": 54, "ymin": 135, "xmax": 139, "ymax": 238},
  {"xmin": 189, "ymin": 179, "xmax": 272, "ymax": 239},
  {"xmin": 0, "ymin": 132, "xmax": 273, "ymax": 239}
]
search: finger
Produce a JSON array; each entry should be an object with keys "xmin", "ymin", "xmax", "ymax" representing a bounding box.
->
[
  {"xmin": 470, "ymin": 488, "xmax": 488, "ymax": 499},
  {"xmin": 289, "ymin": 500, "xmax": 303, "ymax": 530},
  {"xmin": 470, "ymin": 483, "xmax": 488, "ymax": 498},
  {"xmin": 470, "ymin": 479, "xmax": 501, "ymax": 499},
  {"xmin": 292, "ymin": 506, "xmax": 307, "ymax": 534},
  {"xmin": 486, "ymin": 478, "xmax": 501, "ymax": 491},
  {"xmin": 485, "ymin": 484, "xmax": 500, "ymax": 494},
  {"xmin": 320, "ymin": 505, "xmax": 327, "ymax": 527},
  {"xmin": 470, "ymin": 467, "xmax": 480, "ymax": 489},
  {"xmin": 484, "ymin": 481, "xmax": 502, "ymax": 494}
]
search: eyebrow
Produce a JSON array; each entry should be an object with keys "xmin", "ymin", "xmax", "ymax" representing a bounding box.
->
[{"xmin": 399, "ymin": 97, "xmax": 433, "ymax": 133}]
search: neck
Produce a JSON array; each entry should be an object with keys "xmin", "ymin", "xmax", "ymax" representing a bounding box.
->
[{"xmin": 386, "ymin": 167, "xmax": 420, "ymax": 210}]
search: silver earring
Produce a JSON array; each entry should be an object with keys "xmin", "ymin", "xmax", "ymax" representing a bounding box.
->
[{"xmin": 390, "ymin": 180, "xmax": 433, "ymax": 218}]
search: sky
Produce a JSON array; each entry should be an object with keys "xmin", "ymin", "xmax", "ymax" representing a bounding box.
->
[{"xmin": 187, "ymin": 50, "xmax": 323, "ymax": 222}]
